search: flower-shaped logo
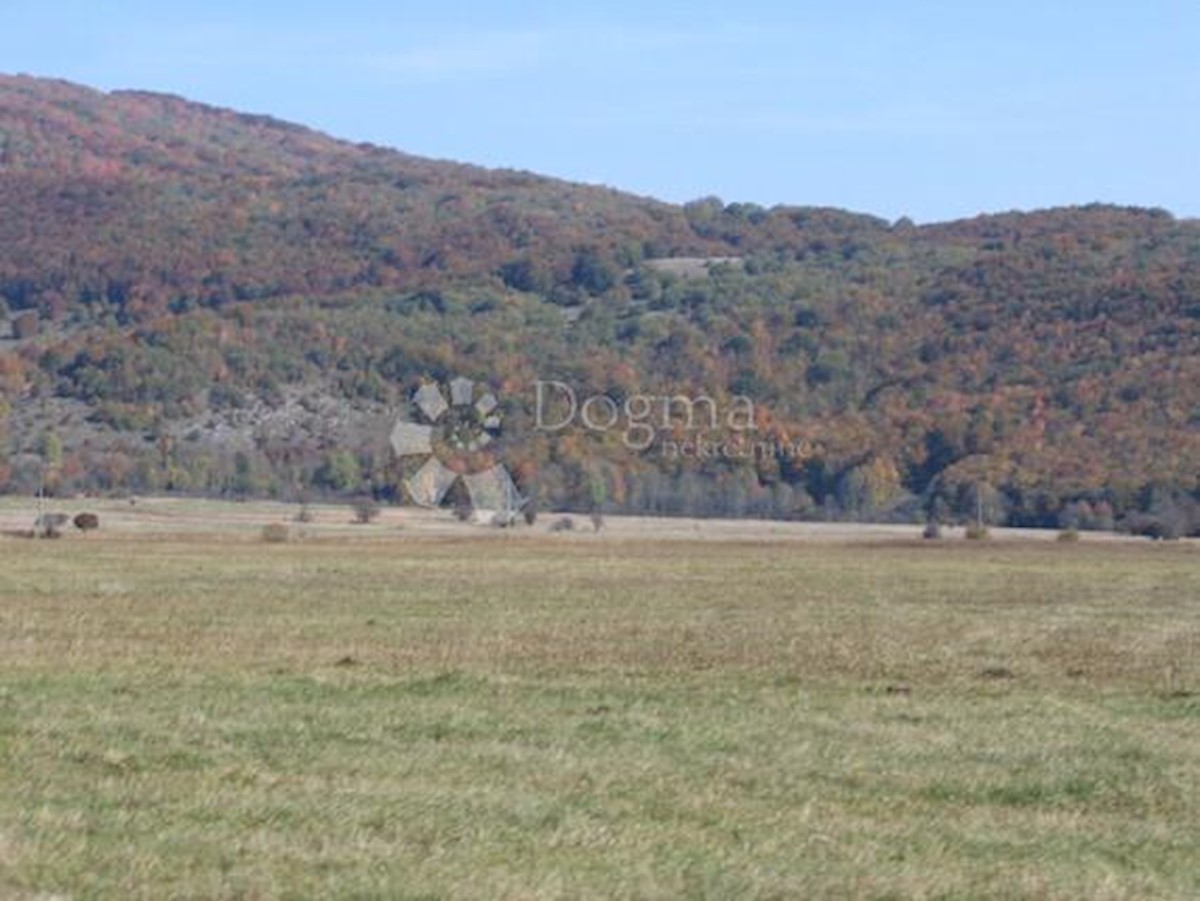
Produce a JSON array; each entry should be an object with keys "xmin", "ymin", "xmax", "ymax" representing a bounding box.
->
[{"xmin": 391, "ymin": 376, "xmax": 524, "ymax": 515}]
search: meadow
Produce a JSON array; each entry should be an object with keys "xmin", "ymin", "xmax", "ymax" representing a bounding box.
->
[{"xmin": 0, "ymin": 507, "xmax": 1197, "ymax": 898}]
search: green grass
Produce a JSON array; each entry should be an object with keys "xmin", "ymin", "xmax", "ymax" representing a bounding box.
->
[{"xmin": 1, "ymin": 534, "xmax": 1198, "ymax": 898}]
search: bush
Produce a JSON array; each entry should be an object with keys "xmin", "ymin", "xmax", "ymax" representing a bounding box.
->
[
  {"xmin": 491, "ymin": 510, "xmax": 518, "ymax": 528},
  {"xmin": 352, "ymin": 497, "xmax": 381, "ymax": 525},
  {"xmin": 1120, "ymin": 511, "xmax": 1185, "ymax": 541},
  {"xmin": 294, "ymin": 504, "xmax": 314, "ymax": 524},
  {"xmin": 261, "ymin": 522, "xmax": 291, "ymax": 543},
  {"xmin": 549, "ymin": 516, "xmax": 575, "ymax": 533},
  {"xmin": 922, "ymin": 521, "xmax": 942, "ymax": 540},
  {"xmin": 1056, "ymin": 527, "xmax": 1080, "ymax": 543},
  {"xmin": 964, "ymin": 523, "xmax": 991, "ymax": 540},
  {"xmin": 73, "ymin": 512, "xmax": 100, "ymax": 534},
  {"xmin": 34, "ymin": 512, "xmax": 69, "ymax": 539}
]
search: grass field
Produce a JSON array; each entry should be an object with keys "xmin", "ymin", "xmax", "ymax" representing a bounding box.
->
[{"xmin": 1, "ymin": 509, "xmax": 1198, "ymax": 898}]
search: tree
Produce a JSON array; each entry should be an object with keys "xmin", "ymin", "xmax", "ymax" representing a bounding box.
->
[
  {"xmin": 315, "ymin": 450, "xmax": 361, "ymax": 493},
  {"xmin": 352, "ymin": 496, "xmax": 381, "ymax": 524},
  {"xmin": 961, "ymin": 481, "xmax": 1005, "ymax": 527},
  {"xmin": 35, "ymin": 431, "xmax": 64, "ymax": 495},
  {"xmin": 39, "ymin": 431, "xmax": 63, "ymax": 470},
  {"xmin": 499, "ymin": 258, "xmax": 551, "ymax": 294},
  {"xmin": 571, "ymin": 248, "xmax": 616, "ymax": 295},
  {"xmin": 588, "ymin": 472, "xmax": 609, "ymax": 515},
  {"xmin": 231, "ymin": 451, "xmax": 259, "ymax": 497}
]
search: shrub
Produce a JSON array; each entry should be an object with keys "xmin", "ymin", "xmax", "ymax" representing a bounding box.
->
[
  {"xmin": 352, "ymin": 497, "xmax": 381, "ymax": 524},
  {"xmin": 964, "ymin": 523, "xmax": 991, "ymax": 540},
  {"xmin": 73, "ymin": 512, "xmax": 100, "ymax": 534},
  {"xmin": 922, "ymin": 521, "xmax": 942, "ymax": 540},
  {"xmin": 549, "ymin": 516, "xmax": 575, "ymax": 533},
  {"xmin": 34, "ymin": 512, "xmax": 69, "ymax": 539},
  {"xmin": 261, "ymin": 522, "xmax": 291, "ymax": 543},
  {"xmin": 1056, "ymin": 527, "xmax": 1080, "ymax": 543},
  {"xmin": 294, "ymin": 504, "xmax": 314, "ymax": 524},
  {"xmin": 1119, "ymin": 511, "xmax": 1185, "ymax": 541}
]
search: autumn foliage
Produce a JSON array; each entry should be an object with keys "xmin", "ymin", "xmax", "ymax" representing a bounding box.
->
[{"xmin": 0, "ymin": 75, "xmax": 1197, "ymax": 533}]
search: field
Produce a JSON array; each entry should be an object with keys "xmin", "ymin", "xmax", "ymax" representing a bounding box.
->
[{"xmin": 1, "ymin": 499, "xmax": 1198, "ymax": 898}]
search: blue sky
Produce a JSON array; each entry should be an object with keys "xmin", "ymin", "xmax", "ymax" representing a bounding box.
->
[{"xmin": 6, "ymin": 0, "xmax": 1198, "ymax": 222}]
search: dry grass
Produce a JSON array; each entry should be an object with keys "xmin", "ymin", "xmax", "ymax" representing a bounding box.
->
[{"xmin": 0, "ymin": 520, "xmax": 1198, "ymax": 898}]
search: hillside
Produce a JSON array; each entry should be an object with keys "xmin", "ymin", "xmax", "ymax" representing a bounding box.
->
[{"xmin": 1, "ymin": 74, "xmax": 1197, "ymax": 534}]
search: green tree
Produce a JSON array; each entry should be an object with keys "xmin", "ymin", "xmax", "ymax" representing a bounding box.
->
[
  {"xmin": 39, "ymin": 431, "xmax": 63, "ymax": 470},
  {"xmin": 231, "ymin": 451, "xmax": 258, "ymax": 497},
  {"xmin": 315, "ymin": 450, "xmax": 361, "ymax": 493},
  {"xmin": 571, "ymin": 248, "xmax": 616, "ymax": 296},
  {"xmin": 499, "ymin": 258, "xmax": 551, "ymax": 294}
]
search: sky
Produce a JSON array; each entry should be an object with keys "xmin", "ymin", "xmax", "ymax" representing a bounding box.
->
[{"xmin": 5, "ymin": 0, "xmax": 1199, "ymax": 222}]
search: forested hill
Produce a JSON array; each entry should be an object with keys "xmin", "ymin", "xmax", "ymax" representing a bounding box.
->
[
  {"xmin": 0, "ymin": 74, "xmax": 716, "ymax": 312},
  {"xmin": 1, "ymin": 74, "xmax": 1198, "ymax": 535}
]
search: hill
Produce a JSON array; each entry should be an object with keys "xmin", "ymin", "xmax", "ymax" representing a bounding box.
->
[{"xmin": 1, "ymin": 74, "xmax": 1197, "ymax": 534}]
